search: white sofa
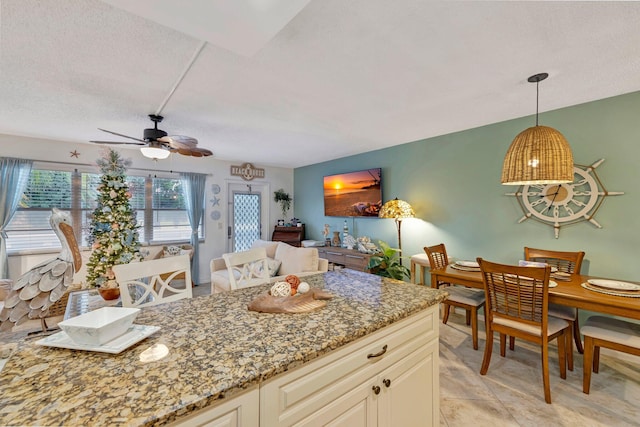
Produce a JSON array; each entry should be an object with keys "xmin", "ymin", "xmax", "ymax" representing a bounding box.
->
[{"xmin": 210, "ymin": 240, "xmax": 329, "ymax": 293}]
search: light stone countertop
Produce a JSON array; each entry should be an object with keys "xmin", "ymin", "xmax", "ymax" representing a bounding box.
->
[{"xmin": 0, "ymin": 269, "xmax": 447, "ymax": 426}]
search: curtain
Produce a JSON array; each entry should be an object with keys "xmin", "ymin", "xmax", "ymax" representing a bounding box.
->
[
  {"xmin": 180, "ymin": 172, "xmax": 206, "ymax": 285},
  {"xmin": 0, "ymin": 157, "xmax": 33, "ymax": 279}
]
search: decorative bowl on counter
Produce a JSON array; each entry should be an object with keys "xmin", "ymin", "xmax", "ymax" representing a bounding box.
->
[{"xmin": 58, "ymin": 307, "xmax": 140, "ymax": 346}]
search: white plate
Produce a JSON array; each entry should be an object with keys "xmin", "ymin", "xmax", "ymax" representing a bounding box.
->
[
  {"xmin": 36, "ymin": 325, "xmax": 160, "ymax": 354},
  {"xmin": 587, "ymin": 279, "xmax": 640, "ymax": 291},
  {"xmin": 549, "ymin": 280, "xmax": 558, "ymax": 288},
  {"xmin": 456, "ymin": 260, "xmax": 479, "ymax": 268}
]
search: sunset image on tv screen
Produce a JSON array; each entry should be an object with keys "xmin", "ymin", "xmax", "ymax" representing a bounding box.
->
[{"xmin": 323, "ymin": 168, "xmax": 382, "ymax": 217}]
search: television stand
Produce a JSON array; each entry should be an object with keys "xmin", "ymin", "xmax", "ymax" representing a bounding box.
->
[{"xmin": 317, "ymin": 246, "xmax": 375, "ymax": 273}]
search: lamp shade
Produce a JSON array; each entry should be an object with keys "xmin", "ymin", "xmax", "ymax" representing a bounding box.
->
[
  {"xmin": 140, "ymin": 146, "xmax": 170, "ymax": 160},
  {"xmin": 501, "ymin": 125, "xmax": 574, "ymax": 185},
  {"xmin": 379, "ymin": 198, "xmax": 415, "ymax": 219}
]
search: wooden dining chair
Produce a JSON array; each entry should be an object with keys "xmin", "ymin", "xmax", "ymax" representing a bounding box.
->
[
  {"xmin": 112, "ymin": 254, "xmax": 193, "ymax": 308},
  {"xmin": 223, "ymin": 247, "xmax": 271, "ymax": 290},
  {"xmin": 581, "ymin": 315, "xmax": 640, "ymax": 394},
  {"xmin": 524, "ymin": 247, "xmax": 586, "ymax": 359},
  {"xmin": 424, "ymin": 243, "xmax": 485, "ymax": 350},
  {"xmin": 477, "ymin": 258, "xmax": 571, "ymax": 404}
]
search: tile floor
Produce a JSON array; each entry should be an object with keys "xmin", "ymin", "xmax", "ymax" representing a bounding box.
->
[{"xmin": 439, "ymin": 311, "xmax": 640, "ymax": 426}]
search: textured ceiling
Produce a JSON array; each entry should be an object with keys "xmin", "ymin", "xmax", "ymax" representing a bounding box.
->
[{"xmin": 2, "ymin": 0, "xmax": 640, "ymax": 168}]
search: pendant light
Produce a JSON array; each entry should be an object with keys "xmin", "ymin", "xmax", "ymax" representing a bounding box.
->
[{"xmin": 501, "ymin": 73, "xmax": 573, "ymax": 185}]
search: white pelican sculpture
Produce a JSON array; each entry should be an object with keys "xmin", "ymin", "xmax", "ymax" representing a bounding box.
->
[{"xmin": 0, "ymin": 208, "xmax": 82, "ymax": 331}]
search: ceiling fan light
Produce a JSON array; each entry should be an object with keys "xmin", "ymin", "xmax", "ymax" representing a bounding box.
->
[
  {"xmin": 140, "ymin": 146, "xmax": 170, "ymax": 160},
  {"xmin": 501, "ymin": 125, "xmax": 574, "ymax": 185}
]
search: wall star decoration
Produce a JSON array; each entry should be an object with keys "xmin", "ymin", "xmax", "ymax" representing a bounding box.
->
[
  {"xmin": 70, "ymin": 150, "xmax": 80, "ymax": 158},
  {"xmin": 210, "ymin": 196, "xmax": 220, "ymax": 207},
  {"xmin": 505, "ymin": 159, "xmax": 623, "ymax": 238}
]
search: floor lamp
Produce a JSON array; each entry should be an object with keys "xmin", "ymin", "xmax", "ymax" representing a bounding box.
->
[{"xmin": 379, "ymin": 198, "xmax": 415, "ymax": 266}]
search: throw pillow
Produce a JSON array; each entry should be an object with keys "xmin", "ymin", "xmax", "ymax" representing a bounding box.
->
[
  {"xmin": 163, "ymin": 245, "xmax": 182, "ymax": 257},
  {"xmin": 253, "ymin": 258, "xmax": 282, "ymax": 277},
  {"xmin": 250, "ymin": 239, "xmax": 280, "ymax": 259},
  {"xmin": 275, "ymin": 243, "xmax": 319, "ymax": 276},
  {"xmin": 267, "ymin": 258, "xmax": 282, "ymax": 276}
]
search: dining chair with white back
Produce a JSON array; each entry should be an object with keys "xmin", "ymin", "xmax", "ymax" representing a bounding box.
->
[
  {"xmin": 112, "ymin": 254, "xmax": 193, "ymax": 308},
  {"xmin": 222, "ymin": 247, "xmax": 270, "ymax": 290}
]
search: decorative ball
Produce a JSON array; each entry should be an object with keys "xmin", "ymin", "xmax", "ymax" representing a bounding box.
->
[
  {"xmin": 270, "ymin": 281, "xmax": 291, "ymax": 297},
  {"xmin": 297, "ymin": 282, "xmax": 310, "ymax": 294},
  {"xmin": 285, "ymin": 275, "xmax": 301, "ymax": 295}
]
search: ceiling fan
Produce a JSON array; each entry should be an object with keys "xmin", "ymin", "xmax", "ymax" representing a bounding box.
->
[{"xmin": 90, "ymin": 114, "xmax": 213, "ymax": 159}]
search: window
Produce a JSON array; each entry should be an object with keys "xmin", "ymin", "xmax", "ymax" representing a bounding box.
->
[{"xmin": 5, "ymin": 167, "xmax": 203, "ymax": 252}]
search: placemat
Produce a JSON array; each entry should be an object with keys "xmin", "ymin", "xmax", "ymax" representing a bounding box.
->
[
  {"xmin": 581, "ymin": 282, "xmax": 640, "ymax": 298},
  {"xmin": 450, "ymin": 264, "xmax": 481, "ymax": 272}
]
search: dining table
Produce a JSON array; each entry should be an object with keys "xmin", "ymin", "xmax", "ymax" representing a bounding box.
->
[{"xmin": 430, "ymin": 265, "xmax": 640, "ymax": 321}]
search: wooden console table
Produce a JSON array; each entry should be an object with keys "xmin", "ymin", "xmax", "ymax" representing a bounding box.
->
[
  {"xmin": 272, "ymin": 225, "xmax": 305, "ymax": 247},
  {"xmin": 317, "ymin": 246, "xmax": 376, "ymax": 272}
]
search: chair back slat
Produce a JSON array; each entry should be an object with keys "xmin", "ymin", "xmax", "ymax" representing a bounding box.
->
[
  {"xmin": 478, "ymin": 258, "xmax": 551, "ymax": 327},
  {"xmin": 424, "ymin": 244, "xmax": 450, "ymax": 287},
  {"xmin": 524, "ymin": 247, "xmax": 585, "ymax": 274},
  {"xmin": 424, "ymin": 243, "xmax": 448, "ymax": 269}
]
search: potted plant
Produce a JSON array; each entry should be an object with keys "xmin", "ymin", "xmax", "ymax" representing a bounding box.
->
[
  {"xmin": 367, "ymin": 241, "xmax": 410, "ymax": 281},
  {"xmin": 274, "ymin": 188, "xmax": 292, "ymax": 222}
]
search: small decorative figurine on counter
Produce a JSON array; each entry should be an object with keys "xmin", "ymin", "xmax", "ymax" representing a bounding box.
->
[{"xmin": 323, "ymin": 224, "xmax": 331, "ymax": 245}]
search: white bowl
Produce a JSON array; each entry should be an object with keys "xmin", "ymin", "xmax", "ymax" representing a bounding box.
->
[{"xmin": 58, "ymin": 307, "xmax": 140, "ymax": 346}]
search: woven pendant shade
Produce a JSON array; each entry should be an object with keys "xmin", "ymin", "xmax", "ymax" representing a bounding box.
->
[
  {"xmin": 501, "ymin": 125, "xmax": 573, "ymax": 185},
  {"xmin": 502, "ymin": 73, "xmax": 574, "ymax": 186}
]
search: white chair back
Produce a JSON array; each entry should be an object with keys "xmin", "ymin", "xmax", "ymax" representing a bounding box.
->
[
  {"xmin": 112, "ymin": 254, "xmax": 193, "ymax": 307},
  {"xmin": 223, "ymin": 247, "xmax": 270, "ymax": 290}
]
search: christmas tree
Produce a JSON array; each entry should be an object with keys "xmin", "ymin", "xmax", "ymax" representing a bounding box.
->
[{"xmin": 86, "ymin": 148, "xmax": 141, "ymax": 288}]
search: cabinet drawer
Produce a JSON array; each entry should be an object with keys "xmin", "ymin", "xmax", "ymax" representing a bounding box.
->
[
  {"xmin": 317, "ymin": 247, "xmax": 374, "ymax": 272},
  {"xmin": 260, "ymin": 307, "xmax": 437, "ymax": 426},
  {"xmin": 343, "ymin": 253, "xmax": 368, "ymax": 270},
  {"xmin": 323, "ymin": 250, "xmax": 345, "ymax": 264}
]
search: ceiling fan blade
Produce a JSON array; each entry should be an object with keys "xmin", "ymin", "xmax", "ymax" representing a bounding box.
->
[
  {"xmin": 98, "ymin": 128, "xmax": 146, "ymax": 143},
  {"xmin": 189, "ymin": 147, "xmax": 213, "ymax": 157},
  {"xmin": 174, "ymin": 147, "xmax": 200, "ymax": 157},
  {"xmin": 90, "ymin": 140, "xmax": 146, "ymax": 146},
  {"xmin": 159, "ymin": 135, "xmax": 198, "ymax": 148}
]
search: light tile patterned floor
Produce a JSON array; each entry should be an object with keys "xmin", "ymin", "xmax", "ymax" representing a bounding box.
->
[{"xmin": 439, "ymin": 312, "xmax": 640, "ymax": 427}]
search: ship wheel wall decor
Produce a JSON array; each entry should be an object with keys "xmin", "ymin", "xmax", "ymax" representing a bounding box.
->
[{"xmin": 505, "ymin": 159, "xmax": 624, "ymax": 238}]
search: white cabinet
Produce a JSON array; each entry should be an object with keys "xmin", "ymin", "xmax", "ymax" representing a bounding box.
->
[
  {"xmin": 169, "ymin": 307, "xmax": 439, "ymax": 427},
  {"xmin": 261, "ymin": 307, "xmax": 439, "ymax": 426},
  {"xmin": 377, "ymin": 341, "xmax": 437, "ymax": 426},
  {"xmin": 167, "ymin": 386, "xmax": 259, "ymax": 427}
]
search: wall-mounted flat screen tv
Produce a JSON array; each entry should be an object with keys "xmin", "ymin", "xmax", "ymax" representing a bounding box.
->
[{"xmin": 323, "ymin": 168, "xmax": 382, "ymax": 217}]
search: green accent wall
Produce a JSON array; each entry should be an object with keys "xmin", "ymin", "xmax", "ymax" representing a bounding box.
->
[{"xmin": 294, "ymin": 91, "xmax": 639, "ymax": 283}]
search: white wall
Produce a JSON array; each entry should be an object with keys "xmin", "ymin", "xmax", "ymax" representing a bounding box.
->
[{"xmin": 1, "ymin": 133, "xmax": 293, "ymax": 285}]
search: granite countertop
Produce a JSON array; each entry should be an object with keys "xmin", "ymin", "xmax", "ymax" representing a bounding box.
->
[{"xmin": 0, "ymin": 269, "xmax": 447, "ymax": 426}]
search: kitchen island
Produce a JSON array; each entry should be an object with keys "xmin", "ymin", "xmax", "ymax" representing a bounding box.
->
[{"xmin": 0, "ymin": 269, "xmax": 447, "ymax": 426}]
